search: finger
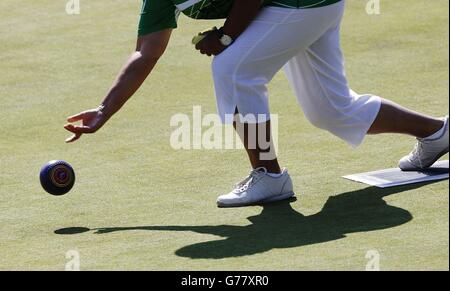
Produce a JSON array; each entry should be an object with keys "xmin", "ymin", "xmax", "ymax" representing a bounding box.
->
[
  {"xmin": 64, "ymin": 124, "xmax": 94, "ymax": 134},
  {"xmin": 64, "ymin": 124, "xmax": 78, "ymax": 133},
  {"xmin": 196, "ymin": 42, "xmax": 206, "ymax": 51},
  {"xmin": 67, "ymin": 112, "xmax": 87, "ymax": 123},
  {"xmin": 65, "ymin": 133, "xmax": 82, "ymax": 143}
]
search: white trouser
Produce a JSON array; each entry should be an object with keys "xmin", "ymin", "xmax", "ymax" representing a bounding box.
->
[{"xmin": 212, "ymin": 1, "xmax": 382, "ymax": 147}]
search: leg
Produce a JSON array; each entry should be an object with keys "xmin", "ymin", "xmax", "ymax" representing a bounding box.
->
[
  {"xmin": 368, "ymin": 99, "xmax": 444, "ymax": 138},
  {"xmin": 284, "ymin": 11, "xmax": 445, "ymax": 146},
  {"xmin": 283, "ymin": 9, "xmax": 448, "ymax": 170},
  {"xmin": 211, "ymin": 4, "xmax": 348, "ymax": 206},
  {"xmin": 233, "ymin": 108, "xmax": 281, "ymax": 174},
  {"xmin": 213, "ymin": 3, "xmax": 347, "ymax": 166}
]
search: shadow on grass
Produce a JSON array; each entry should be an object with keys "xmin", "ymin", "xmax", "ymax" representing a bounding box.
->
[{"xmin": 55, "ymin": 183, "xmax": 440, "ymax": 259}]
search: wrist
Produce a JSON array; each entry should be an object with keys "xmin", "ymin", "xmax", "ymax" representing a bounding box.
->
[
  {"xmin": 97, "ymin": 104, "xmax": 112, "ymax": 119},
  {"xmin": 218, "ymin": 28, "xmax": 234, "ymax": 47},
  {"xmin": 97, "ymin": 104, "xmax": 108, "ymax": 116},
  {"xmin": 221, "ymin": 27, "xmax": 237, "ymax": 40}
]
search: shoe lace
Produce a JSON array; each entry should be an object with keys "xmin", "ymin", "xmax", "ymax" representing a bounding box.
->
[
  {"xmin": 233, "ymin": 167, "xmax": 267, "ymax": 194},
  {"xmin": 411, "ymin": 140, "xmax": 426, "ymax": 168}
]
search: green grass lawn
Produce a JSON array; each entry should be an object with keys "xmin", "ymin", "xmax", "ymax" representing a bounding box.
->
[{"xmin": 0, "ymin": 0, "xmax": 448, "ymax": 271}]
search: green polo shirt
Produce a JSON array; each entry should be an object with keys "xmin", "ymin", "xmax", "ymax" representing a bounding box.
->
[{"xmin": 138, "ymin": 0, "xmax": 342, "ymax": 36}]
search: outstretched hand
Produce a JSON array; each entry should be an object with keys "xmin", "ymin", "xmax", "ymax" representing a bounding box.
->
[{"xmin": 64, "ymin": 108, "xmax": 107, "ymax": 143}]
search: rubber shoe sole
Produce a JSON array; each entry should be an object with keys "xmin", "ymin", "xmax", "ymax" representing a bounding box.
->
[{"xmin": 217, "ymin": 192, "xmax": 296, "ymax": 208}]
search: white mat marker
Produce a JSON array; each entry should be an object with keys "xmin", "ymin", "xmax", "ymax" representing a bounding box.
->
[{"xmin": 343, "ymin": 160, "xmax": 449, "ymax": 188}]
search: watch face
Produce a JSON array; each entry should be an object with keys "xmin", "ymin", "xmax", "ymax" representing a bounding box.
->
[{"xmin": 220, "ymin": 35, "xmax": 233, "ymax": 46}]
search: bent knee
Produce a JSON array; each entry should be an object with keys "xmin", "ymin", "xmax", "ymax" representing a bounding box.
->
[{"xmin": 303, "ymin": 106, "xmax": 347, "ymax": 131}]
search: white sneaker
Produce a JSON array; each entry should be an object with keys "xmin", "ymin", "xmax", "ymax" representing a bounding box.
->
[
  {"xmin": 399, "ymin": 116, "xmax": 449, "ymax": 171},
  {"xmin": 217, "ymin": 168, "xmax": 295, "ymax": 208}
]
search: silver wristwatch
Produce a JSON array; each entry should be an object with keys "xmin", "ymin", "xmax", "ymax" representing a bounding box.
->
[{"xmin": 219, "ymin": 33, "xmax": 234, "ymax": 46}]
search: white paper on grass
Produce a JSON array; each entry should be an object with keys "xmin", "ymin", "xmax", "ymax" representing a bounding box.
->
[{"xmin": 343, "ymin": 160, "xmax": 449, "ymax": 188}]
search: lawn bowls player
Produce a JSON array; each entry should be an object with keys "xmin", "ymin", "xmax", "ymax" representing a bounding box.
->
[{"xmin": 65, "ymin": 0, "xmax": 449, "ymax": 207}]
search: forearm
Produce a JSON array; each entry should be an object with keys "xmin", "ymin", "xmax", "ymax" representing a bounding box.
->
[
  {"xmin": 64, "ymin": 30, "xmax": 171, "ymax": 142},
  {"xmin": 99, "ymin": 29, "xmax": 172, "ymax": 120},
  {"xmin": 100, "ymin": 52, "xmax": 157, "ymax": 119},
  {"xmin": 223, "ymin": 0, "xmax": 262, "ymax": 39}
]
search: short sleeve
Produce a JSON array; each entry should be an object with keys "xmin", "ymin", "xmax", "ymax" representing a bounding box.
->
[{"xmin": 138, "ymin": 0, "xmax": 179, "ymax": 36}]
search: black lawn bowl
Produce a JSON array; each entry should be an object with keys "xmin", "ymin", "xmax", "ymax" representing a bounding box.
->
[{"xmin": 40, "ymin": 160, "xmax": 75, "ymax": 196}]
